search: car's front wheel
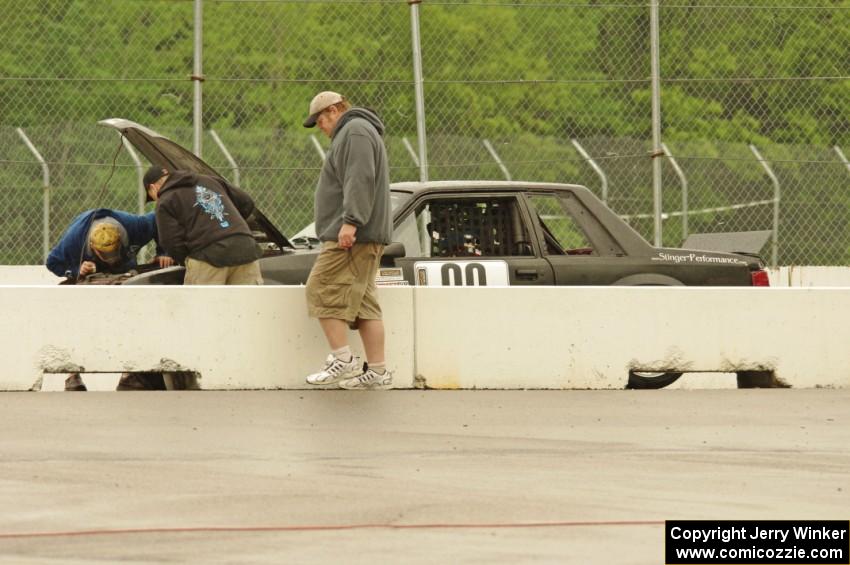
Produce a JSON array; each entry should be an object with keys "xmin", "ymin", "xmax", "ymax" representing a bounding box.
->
[{"xmin": 626, "ymin": 371, "xmax": 683, "ymax": 389}]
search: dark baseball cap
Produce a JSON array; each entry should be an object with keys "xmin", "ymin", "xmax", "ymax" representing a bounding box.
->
[
  {"xmin": 143, "ymin": 166, "xmax": 168, "ymax": 202},
  {"xmin": 143, "ymin": 166, "xmax": 168, "ymax": 188}
]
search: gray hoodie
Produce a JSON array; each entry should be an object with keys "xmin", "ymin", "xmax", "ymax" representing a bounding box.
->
[{"xmin": 314, "ymin": 108, "xmax": 392, "ymax": 244}]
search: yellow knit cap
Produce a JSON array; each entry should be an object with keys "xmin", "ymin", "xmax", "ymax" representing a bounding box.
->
[{"xmin": 89, "ymin": 222, "xmax": 121, "ymax": 255}]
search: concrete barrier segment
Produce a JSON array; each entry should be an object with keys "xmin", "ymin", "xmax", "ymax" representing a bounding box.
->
[
  {"xmin": 0, "ymin": 285, "xmax": 848, "ymax": 390},
  {"xmin": 414, "ymin": 286, "xmax": 850, "ymax": 390},
  {"xmin": 0, "ymin": 286, "xmax": 414, "ymax": 391}
]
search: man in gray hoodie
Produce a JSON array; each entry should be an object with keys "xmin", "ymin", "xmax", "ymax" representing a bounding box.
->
[{"xmin": 302, "ymin": 91, "xmax": 393, "ymax": 390}]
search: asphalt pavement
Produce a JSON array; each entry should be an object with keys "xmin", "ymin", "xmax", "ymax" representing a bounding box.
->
[{"xmin": 0, "ymin": 389, "xmax": 848, "ymax": 564}]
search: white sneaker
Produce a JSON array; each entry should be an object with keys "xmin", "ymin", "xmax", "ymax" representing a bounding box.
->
[
  {"xmin": 305, "ymin": 354, "xmax": 362, "ymax": 385},
  {"xmin": 339, "ymin": 369, "xmax": 393, "ymax": 390}
]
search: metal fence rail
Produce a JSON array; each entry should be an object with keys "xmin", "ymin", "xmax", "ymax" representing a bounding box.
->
[{"xmin": 0, "ymin": 0, "xmax": 847, "ymax": 266}]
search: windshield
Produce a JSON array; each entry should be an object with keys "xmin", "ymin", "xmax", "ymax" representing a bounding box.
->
[{"xmin": 289, "ymin": 191, "xmax": 411, "ymax": 241}]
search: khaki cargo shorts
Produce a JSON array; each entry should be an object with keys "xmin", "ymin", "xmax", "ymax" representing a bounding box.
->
[
  {"xmin": 185, "ymin": 257, "xmax": 263, "ymax": 285},
  {"xmin": 305, "ymin": 241, "xmax": 384, "ymax": 327}
]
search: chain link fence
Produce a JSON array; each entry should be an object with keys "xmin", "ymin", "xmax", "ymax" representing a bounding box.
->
[{"xmin": 1, "ymin": 0, "xmax": 847, "ymax": 266}]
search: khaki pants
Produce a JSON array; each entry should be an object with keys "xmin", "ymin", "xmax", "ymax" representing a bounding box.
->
[
  {"xmin": 185, "ymin": 257, "xmax": 263, "ymax": 285},
  {"xmin": 305, "ymin": 241, "xmax": 384, "ymax": 325}
]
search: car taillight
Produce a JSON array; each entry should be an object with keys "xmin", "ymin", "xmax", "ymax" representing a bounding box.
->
[{"xmin": 751, "ymin": 269, "xmax": 770, "ymax": 287}]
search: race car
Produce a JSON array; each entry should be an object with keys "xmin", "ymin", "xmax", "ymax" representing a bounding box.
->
[{"xmin": 97, "ymin": 119, "xmax": 774, "ymax": 388}]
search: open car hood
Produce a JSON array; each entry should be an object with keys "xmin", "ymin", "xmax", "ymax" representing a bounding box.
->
[{"xmin": 98, "ymin": 118, "xmax": 293, "ymax": 251}]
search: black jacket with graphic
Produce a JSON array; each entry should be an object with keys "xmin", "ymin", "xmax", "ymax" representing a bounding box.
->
[{"xmin": 155, "ymin": 171, "xmax": 256, "ymax": 264}]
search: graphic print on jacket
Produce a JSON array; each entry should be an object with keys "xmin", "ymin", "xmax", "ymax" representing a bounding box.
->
[{"xmin": 194, "ymin": 185, "xmax": 230, "ymax": 228}]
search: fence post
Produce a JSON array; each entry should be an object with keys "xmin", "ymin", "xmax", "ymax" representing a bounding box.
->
[
  {"xmin": 209, "ymin": 130, "xmax": 240, "ymax": 186},
  {"xmin": 120, "ymin": 137, "xmax": 146, "ymax": 215},
  {"xmin": 16, "ymin": 128, "xmax": 50, "ymax": 262},
  {"xmin": 409, "ymin": 0, "xmax": 429, "ymax": 182},
  {"xmin": 749, "ymin": 144, "xmax": 780, "ymax": 268},
  {"xmin": 192, "ymin": 0, "xmax": 203, "ymax": 157},
  {"xmin": 482, "ymin": 139, "xmax": 512, "ymax": 181},
  {"xmin": 310, "ymin": 134, "xmax": 327, "ymax": 163},
  {"xmin": 649, "ymin": 0, "xmax": 663, "ymax": 246},
  {"xmin": 402, "ymin": 136, "xmax": 420, "ymax": 167},
  {"xmin": 835, "ymin": 146, "xmax": 850, "ymax": 176},
  {"xmin": 571, "ymin": 139, "xmax": 608, "ymax": 203},
  {"xmin": 661, "ymin": 142, "xmax": 688, "ymax": 240}
]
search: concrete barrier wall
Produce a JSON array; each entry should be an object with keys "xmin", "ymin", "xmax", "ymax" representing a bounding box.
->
[
  {"xmin": 1, "ymin": 285, "xmax": 848, "ymax": 390},
  {"xmin": 0, "ymin": 266, "xmax": 61, "ymax": 285},
  {"xmin": 414, "ymin": 287, "xmax": 850, "ymax": 389},
  {"xmin": 768, "ymin": 266, "xmax": 850, "ymax": 287},
  {"xmin": 0, "ymin": 287, "xmax": 414, "ymax": 391}
]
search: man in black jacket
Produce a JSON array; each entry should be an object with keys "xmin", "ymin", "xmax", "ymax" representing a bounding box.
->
[{"xmin": 143, "ymin": 166, "xmax": 263, "ymax": 285}]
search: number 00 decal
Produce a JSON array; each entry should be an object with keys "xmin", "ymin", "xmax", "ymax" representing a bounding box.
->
[
  {"xmin": 440, "ymin": 263, "xmax": 488, "ymax": 286},
  {"xmin": 413, "ymin": 260, "xmax": 510, "ymax": 287}
]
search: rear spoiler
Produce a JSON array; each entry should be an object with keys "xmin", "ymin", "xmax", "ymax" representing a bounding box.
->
[{"xmin": 681, "ymin": 230, "xmax": 772, "ymax": 255}]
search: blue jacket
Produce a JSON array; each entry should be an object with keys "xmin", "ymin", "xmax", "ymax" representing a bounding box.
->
[{"xmin": 46, "ymin": 209, "xmax": 165, "ymax": 278}]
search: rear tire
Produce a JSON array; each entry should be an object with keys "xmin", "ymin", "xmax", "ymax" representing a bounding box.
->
[{"xmin": 626, "ymin": 371, "xmax": 683, "ymax": 389}]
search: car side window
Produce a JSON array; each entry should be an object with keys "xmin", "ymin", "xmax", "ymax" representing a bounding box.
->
[
  {"xmin": 527, "ymin": 193, "xmax": 595, "ymax": 256},
  {"xmin": 393, "ymin": 196, "xmax": 533, "ymax": 258},
  {"xmin": 392, "ymin": 208, "xmax": 428, "ymax": 258}
]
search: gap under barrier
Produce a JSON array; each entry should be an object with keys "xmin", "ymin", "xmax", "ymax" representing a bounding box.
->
[{"xmin": 0, "ymin": 286, "xmax": 847, "ymax": 391}]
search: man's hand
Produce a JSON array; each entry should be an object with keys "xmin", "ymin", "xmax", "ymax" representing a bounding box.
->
[
  {"xmin": 337, "ymin": 223, "xmax": 357, "ymax": 249},
  {"xmin": 155, "ymin": 256, "xmax": 175, "ymax": 268},
  {"xmin": 79, "ymin": 261, "xmax": 97, "ymax": 277}
]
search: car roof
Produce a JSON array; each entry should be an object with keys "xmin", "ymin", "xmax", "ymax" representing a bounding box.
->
[{"xmin": 389, "ymin": 180, "xmax": 590, "ymax": 195}]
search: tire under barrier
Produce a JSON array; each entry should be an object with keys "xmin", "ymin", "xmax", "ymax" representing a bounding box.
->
[{"xmin": 626, "ymin": 371, "xmax": 683, "ymax": 389}]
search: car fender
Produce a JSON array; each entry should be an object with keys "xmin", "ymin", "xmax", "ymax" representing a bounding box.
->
[{"xmin": 612, "ymin": 273, "xmax": 684, "ymax": 286}]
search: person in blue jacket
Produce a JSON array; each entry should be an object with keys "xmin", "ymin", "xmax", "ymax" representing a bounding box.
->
[
  {"xmin": 46, "ymin": 208, "xmax": 173, "ymax": 280},
  {"xmin": 46, "ymin": 208, "xmax": 173, "ymax": 392}
]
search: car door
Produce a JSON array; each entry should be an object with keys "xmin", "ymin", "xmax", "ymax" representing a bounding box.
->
[
  {"xmin": 391, "ymin": 192, "xmax": 554, "ymax": 286},
  {"xmin": 523, "ymin": 191, "xmax": 640, "ymax": 285}
]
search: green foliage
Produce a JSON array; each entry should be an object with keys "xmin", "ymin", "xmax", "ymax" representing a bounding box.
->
[{"xmin": 2, "ymin": 1, "xmax": 846, "ymax": 141}]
